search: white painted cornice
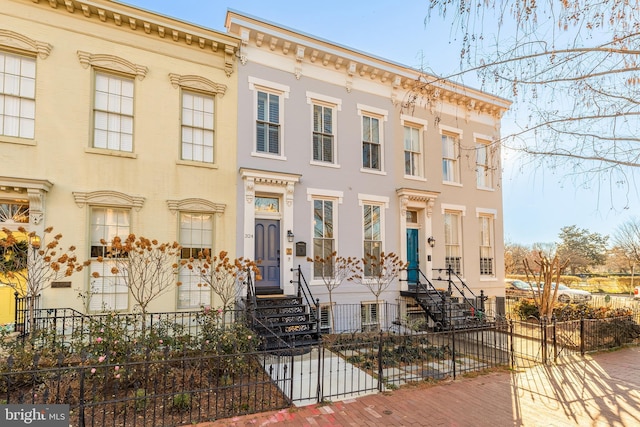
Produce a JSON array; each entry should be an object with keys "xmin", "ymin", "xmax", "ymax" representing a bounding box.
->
[{"xmin": 225, "ymin": 10, "xmax": 511, "ymax": 118}]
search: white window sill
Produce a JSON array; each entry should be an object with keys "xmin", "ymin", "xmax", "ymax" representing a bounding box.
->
[
  {"xmin": 360, "ymin": 168, "xmax": 387, "ymax": 176},
  {"xmin": 0, "ymin": 135, "xmax": 36, "ymax": 146},
  {"xmin": 442, "ymin": 181, "xmax": 463, "ymax": 187},
  {"xmin": 404, "ymin": 175, "xmax": 427, "ymax": 182},
  {"xmin": 176, "ymin": 159, "xmax": 218, "ymax": 169},
  {"xmin": 310, "ymin": 160, "xmax": 341, "ymax": 169},
  {"xmin": 251, "ymin": 151, "xmax": 287, "ymax": 161},
  {"xmin": 479, "ymin": 277, "xmax": 497, "ymax": 282},
  {"xmin": 476, "ymin": 186, "xmax": 495, "ymax": 192},
  {"xmin": 85, "ymin": 147, "xmax": 137, "ymax": 159}
]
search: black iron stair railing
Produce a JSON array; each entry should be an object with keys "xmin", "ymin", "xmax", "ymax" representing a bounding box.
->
[{"xmin": 432, "ymin": 267, "xmax": 488, "ymax": 319}]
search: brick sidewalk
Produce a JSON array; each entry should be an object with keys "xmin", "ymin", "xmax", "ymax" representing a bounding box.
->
[{"xmin": 196, "ymin": 346, "xmax": 640, "ymax": 426}]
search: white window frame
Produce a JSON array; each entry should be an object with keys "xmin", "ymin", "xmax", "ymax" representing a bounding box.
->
[
  {"xmin": 475, "ymin": 134, "xmax": 494, "ymax": 190},
  {"xmin": 89, "ymin": 207, "xmax": 131, "ymax": 312},
  {"xmin": 319, "ymin": 302, "xmax": 334, "ymax": 333},
  {"xmin": 307, "ymin": 92, "xmax": 341, "ymax": 167},
  {"xmin": 478, "ymin": 214, "xmax": 495, "ymax": 276},
  {"xmin": 307, "ymin": 188, "xmax": 343, "ymax": 284},
  {"xmin": 359, "ymin": 194, "xmax": 389, "ymax": 278},
  {"xmin": 358, "ymin": 104, "xmax": 387, "ymax": 175},
  {"xmin": 93, "ymin": 71, "xmax": 135, "ymax": 153},
  {"xmin": 361, "ymin": 301, "xmax": 381, "ymax": 332},
  {"xmin": 0, "ymin": 50, "xmax": 36, "ymax": 140},
  {"xmin": 443, "ymin": 209, "xmax": 463, "ymax": 276},
  {"xmin": 249, "ymin": 77, "xmax": 289, "ymax": 160},
  {"xmin": 477, "ymin": 208, "xmax": 497, "ymax": 277},
  {"xmin": 177, "ymin": 211, "xmax": 214, "ymax": 309},
  {"xmin": 181, "ymin": 90, "xmax": 215, "ymax": 164},
  {"xmin": 311, "ymin": 198, "xmax": 337, "ymax": 279},
  {"xmin": 440, "ymin": 125, "xmax": 462, "ymax": 185},
  {"xmin": 401, "ymin": 116, "xmax": 428, "ymax": 180}
]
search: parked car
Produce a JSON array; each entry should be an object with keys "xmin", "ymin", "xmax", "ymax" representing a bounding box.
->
[
  {"xmin": 634, "ymin": 286, "xmax": 640, "ymax": 300},
  {"xmin": 505, "ymin": 279, "xmax": 592, "ymax": 303},
  {"xmin": 542, "ymin": 283, "xmax": 592, "ymax": 303},
  {"xmin": 505, "ymin": 279, "xmax": 538, "ymax": 298}
]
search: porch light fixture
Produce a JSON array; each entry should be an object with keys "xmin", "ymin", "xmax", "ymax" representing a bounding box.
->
[
  {"xmin": 287, "ymin": 230, "xmax": 294, "ymax": 243},
  {"xmin": 29, "ymin": 234, "xmax": 41, "ymax": 257},
  {"xmin": 427, "ymin": 236, "xmax": 436, "ymax": 248}
]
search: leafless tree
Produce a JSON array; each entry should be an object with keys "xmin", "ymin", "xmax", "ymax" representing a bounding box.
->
[
  {"xmin": 354, "ymin": 252, "xmax": 407, "ymax": 330},
  {"xmin": 1, "ymin": 226, "xmax": 89, "ymax": 334},
  {"xmin": 524, "ymin": 250, "xmax": 569, "ymax": 321},
  {"xmin": 93, "ymin": 234, "xmax": 181, "ymax": 323},
  {"xmin": 307, "ymin": 252, "xmax": 358, "ymax": 332},
  {"xmin": 424, "ymin": 1, "xmax": 640, "ymax": 203},
  {"xmin": 188, "ymin": 250, "xmax": 260, "ymax": 312},
  {"xmin": 504, "ymin": 242, "xmax": 532, "ymax": 275}
]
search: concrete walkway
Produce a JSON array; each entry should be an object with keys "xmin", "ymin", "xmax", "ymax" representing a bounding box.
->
[
  {"xmin": 261, "ymin": 347, "xmax": 380, "ymax": 407},
  {"xmin": 198, "ymin": 346, "xmax": 640, "ymax": 426}
]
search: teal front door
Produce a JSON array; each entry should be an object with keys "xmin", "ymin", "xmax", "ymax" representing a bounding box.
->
[{"xmin": 407, "ymin": 228, "xmax": 419, "ymax": 284}]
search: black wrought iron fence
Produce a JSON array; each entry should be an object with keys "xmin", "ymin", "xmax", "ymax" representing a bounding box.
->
[
  {"xmin": 13, "ymin": 292, "xmax": 40, "ymax": 335},
  {"xmin": 2, "ymin": 302, "xmax": 638, "ymax": 426},
  {"xmin": 1, "ymin": 349, "xmax": 290, "ymax": 427}
]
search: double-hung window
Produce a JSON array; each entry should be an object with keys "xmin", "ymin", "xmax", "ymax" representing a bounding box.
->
[
  {"xmin": 363, "ymin": 203, "xmax": 382, "ymax": 277},
  {"xmin": 177, "ymin": 212, "xmax": 213, "ymax": 309},
  {"xmin": 313, "ymin": 104, "xmax": 334, "ymax": 163},
  {"xmin": 308, "ymin": 92, "xmax": 340, "ymax": 166},
  {"xmin": 93, "ymin": 72, "xmax": 134, "ymax": 152},
  {"xmin": 442, "ymin": 132, "xmax": 460, "ymax": 183},
  {"xmin": 476, "ymin": 138, "xmax": 493, "ymax": 189},
  {"xmin": 361, "ymin": 302, "xmax": 380, "ymax": 332},
  {"xmin": 181, "ymin": 91, "xmax": 214, "ymax": 163},
  {"xmin": 256, "ymin": 90, "xmax": 280, "ymax": 155},
  {"xmin": 0, "ymin": 51, "xmax": 36, "ymax": 139},
  {"xmin": 444, "ymin": 210, "xmax": 463, "ymax": 275},
  {"xmin": 479, "ymin": 214, "xmax": 495, "ymax": 276},
  {"xmin": 362, "ymin": 115, "xmax": 380, "ymax": 170},
  {"xmin": 404, "ymin": 125, "xmax": 421, "ymax": 177},
  {"xmin": 89, "ymin": 207, "xmax": 131, "ymax": 311},
  {"xmin": 313, "ymin": 199, "xmax": 335, "ymax": 278}
]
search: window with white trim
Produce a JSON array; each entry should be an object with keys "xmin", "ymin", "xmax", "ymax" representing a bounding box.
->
[
  {"xmin": 177, "ymin": 212, "xmax": 213, "ymax": 309},
  {"xmin": 444, "ymin": 210, "xmax": 462, "ymax": 275},
  {"xmin": 363, "ymin": 203, "xmax": 382, "ymax": 277},
  {"xmin": 89, "ymin": 207, "xmax": 130, "ymax": 311},
  {"xmin": 312, "ymin": 103, "xmax": 335, "ymax": 163},
  {"xmin": 313, "ymin": 199, "xmax": 335, "ymax": 279},
  {"xmin": 181, "ymin": 91, "xmax": 214, "ymax": 163},
  {"xmin": 479, "ymin": 215, "xmax": 494, "ymax": 276},
  {"xmin": 93, "ymin": 72, "xmax": 134, "ymax": 152},
  {"xmin": 442, "ymin": 133, "xmax": 460, "ymax": 183},
  {"xmin": 361, "ymin": 302, "xmax": 380, "ymax": 332},
  {"xmin": 404, "ymin": 125, "xmax": 422, "ymax": 177},
  {"xmin": 476, "ymin": 139, "xmax": 493, "ymax": 189},
  {"xmin": 0, "ymin": 51, "xmax": 36, "ymax": 139},
  {"xmin": 256, "ymin": 90, "xmax": 280, "ymax": 155},
  {"xmin": 362, "ymin": 114, "xmax": 381, "ymax": 170},
  {"xmin": 319, "ymin": 303, "xmax": 334, "ymax": 333}
]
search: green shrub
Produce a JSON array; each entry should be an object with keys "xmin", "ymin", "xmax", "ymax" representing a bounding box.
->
[{"xmin": 172, "ymin": 393, "xmax": 191, "ymax": 412}]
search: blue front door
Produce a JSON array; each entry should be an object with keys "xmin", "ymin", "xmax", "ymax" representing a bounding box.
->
[
  {"xmin": 255, "ymin": 219, "xmax": 280, "ymax": 289},
  {"xmin": 406, "ymin": 228, "xmax": 419, "ymax": 284}
]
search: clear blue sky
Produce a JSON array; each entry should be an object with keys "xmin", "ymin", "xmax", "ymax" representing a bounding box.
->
[{"xmin": 120, "ymin": 0, "xmax": 639, "ymax": 246}]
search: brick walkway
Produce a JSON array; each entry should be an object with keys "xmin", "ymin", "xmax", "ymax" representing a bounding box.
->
[{"xmin": 196, "ymin": 346, "xmax": 640, "ymax": 426}]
